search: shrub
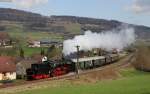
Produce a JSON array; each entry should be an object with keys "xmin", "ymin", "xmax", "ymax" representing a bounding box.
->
[{"xmin": 133, "ymin": 44, "xmax": 150, "ymax": 71}]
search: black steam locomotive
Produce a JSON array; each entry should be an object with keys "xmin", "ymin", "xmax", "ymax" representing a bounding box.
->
[{"xmin": 26, "ymin": 60, "xmax": 75, "ymax": 80}]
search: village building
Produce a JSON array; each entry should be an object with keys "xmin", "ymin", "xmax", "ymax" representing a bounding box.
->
[
  {"xmin": 40, "ymin": 40, "xmax": 63, "ymax": 48},
  {"xmin": 28, "ymin": 40, "xmax": 41, "ymax": 47},
  {"xmin": 0, "ymin": 56, "xmax": 16, "ymax": 80},
  {"xmin": 28, "ymin": 39, "xmax": 63, "ymax": 48}
]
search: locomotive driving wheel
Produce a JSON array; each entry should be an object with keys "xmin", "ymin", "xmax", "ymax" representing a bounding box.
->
[{"xmin": 51, "ymin": 66, "xmax": 68, "ymax": 77}]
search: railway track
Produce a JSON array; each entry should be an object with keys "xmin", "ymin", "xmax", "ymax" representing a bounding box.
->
[{"xmin": 0, "ymin": 54, "xmax": 133, "ymax": 89}]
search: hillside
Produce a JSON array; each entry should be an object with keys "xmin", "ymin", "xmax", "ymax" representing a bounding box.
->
[{"xmin": 0, "ymin": 8, "xmax": 150, "ymax": 40}]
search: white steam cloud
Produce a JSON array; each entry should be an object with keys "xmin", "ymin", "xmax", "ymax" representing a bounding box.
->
[
  {"xmin": 63, "ymin": 27, "xmax": 136, "ymax": 56},
  {"xmin": 12, "ymin": 0, "xmax": 48, "ymax": 8}
]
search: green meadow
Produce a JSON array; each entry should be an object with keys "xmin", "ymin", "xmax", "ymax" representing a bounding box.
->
[{"xmin": 14, "ymin": 69, "xmax": 150, "ymax": 94}]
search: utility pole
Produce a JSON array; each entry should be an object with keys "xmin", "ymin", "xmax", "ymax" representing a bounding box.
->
[{"xmin": 75, "ymin": 45, "xmax": 80, "ymax": 78}]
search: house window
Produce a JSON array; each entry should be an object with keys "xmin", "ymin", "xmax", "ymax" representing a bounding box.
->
[
  {"xmin": 10, "ymin": 72, "xmax": 14, "ymax": 75},
  {"xmin": 3, "ymin": 72, "xmax": 6, "ymax": 76}
]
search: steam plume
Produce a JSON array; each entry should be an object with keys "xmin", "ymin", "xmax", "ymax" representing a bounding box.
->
[{"xmin": 63, "ymin": 26, "xmax": 136, "ymax": 56}]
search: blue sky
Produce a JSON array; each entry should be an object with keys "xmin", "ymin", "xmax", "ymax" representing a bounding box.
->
[{"xmin": 0, "ymin": 0, "xmax": 150, "ymax": 27}]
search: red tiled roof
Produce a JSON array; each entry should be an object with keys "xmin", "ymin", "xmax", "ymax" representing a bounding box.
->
[{"xmin": 0, "ymin": 56, "xmax": 16, "ymax": 72}]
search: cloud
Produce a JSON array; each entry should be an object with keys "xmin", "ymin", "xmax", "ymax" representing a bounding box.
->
[
  {"xmin": 129, "ymin": 0, "xmax": 150, "ymax": 13},
  {"xmin": 12, "ymin": 0, "xmax": 48, "ymax": 8}
]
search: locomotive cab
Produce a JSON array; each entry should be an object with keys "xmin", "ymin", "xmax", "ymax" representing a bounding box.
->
[{"xmin": 26, "ymin": 63, "xmax": 51, "ymax": 80}]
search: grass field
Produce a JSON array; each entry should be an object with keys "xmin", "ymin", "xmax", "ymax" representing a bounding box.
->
[
  {"xmin": 5, "ymin": 23, "xmax": 62, "ymax": 40},
  {"xmin": 13, "ymin": 69, "xmax": 150, "ymax": 94},
  {"xmin": 4, "ymin": 24, "xmax": 63, "ymax": 57},
  {"xmin": 21, "ymin": 47, "xmax": 48, "ymax": 56},
  {"xmin": 64, "ymin": 23, "xmax": 81, "ymax": 34},
  {"xmin": 8, "ymin": 30, "xmax": 63, "ymax": 40}
]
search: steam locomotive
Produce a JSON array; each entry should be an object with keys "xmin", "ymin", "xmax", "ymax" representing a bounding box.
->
[
  {"xmin": 26, "ymin": 54, "xmax": 119, "ymax": 80},
  {"xmin": 26, "ymin": 60, "xmax": 75, "ymax": 80}
]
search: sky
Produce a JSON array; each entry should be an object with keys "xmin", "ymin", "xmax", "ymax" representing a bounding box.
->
[{"xmin": 0, "ymin": 0, "xmax": 150, "ymax": 27}]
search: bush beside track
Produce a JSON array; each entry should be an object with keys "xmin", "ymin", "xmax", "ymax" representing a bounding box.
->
[{"xmin": 133, "ymin": 44, "xmax": 150, "ymax": 71}]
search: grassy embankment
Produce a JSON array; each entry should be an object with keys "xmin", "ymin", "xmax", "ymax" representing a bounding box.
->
[{"xmin": 11, "ymin": 68, "xmax": 150, "ymax": 94}]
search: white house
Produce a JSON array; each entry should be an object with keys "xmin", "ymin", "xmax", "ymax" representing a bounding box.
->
[
  {"xmin": 28, "ymin": 41, "xmax": 40, "ymax": 48},
  {"xmin": 0, "ymin": 56, "xmax": 16, "ymax": 80}
]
